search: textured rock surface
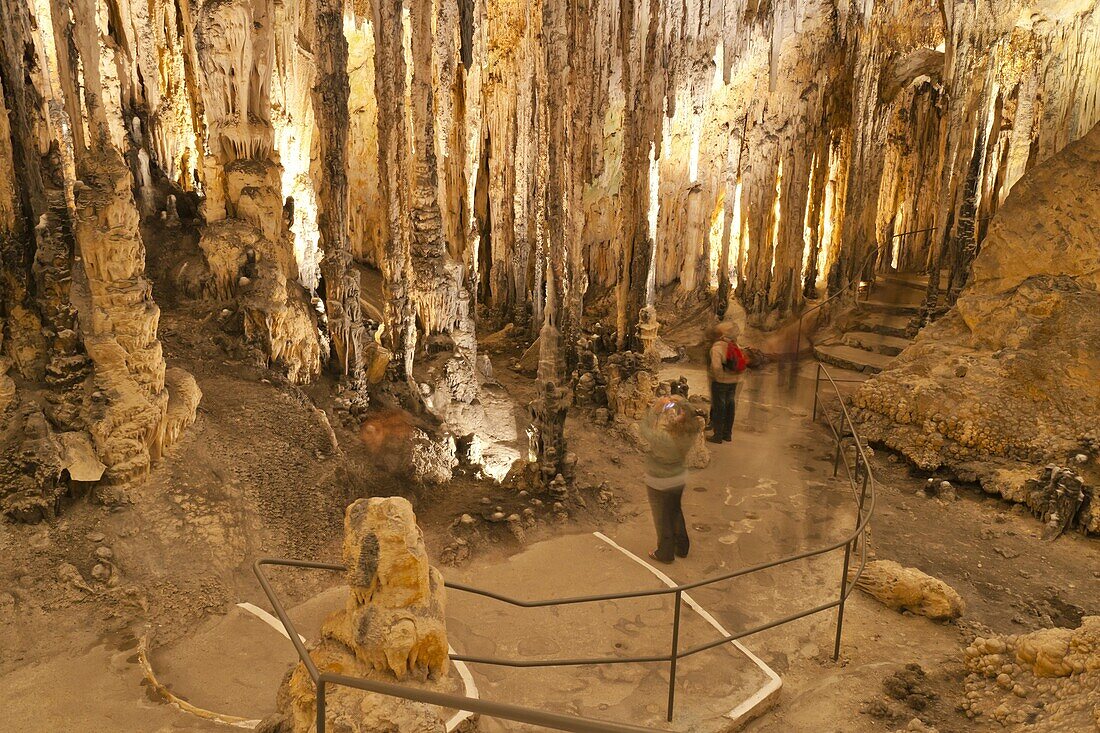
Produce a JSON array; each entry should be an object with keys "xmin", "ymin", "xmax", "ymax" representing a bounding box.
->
[
  {"xmin": 259, "ymin": 497, "xmax": 447, "ymax": 733},
  {"xmin": 853, "ymin": 123, "xmax": 1100, "ymax": 518},
  {"xmin": 961, "ymin": 617, "xmax": 1100, "ymax": 730},
  {"xmin": 853, "ymin": 560, "xmax": 965, "ymax": 621}
]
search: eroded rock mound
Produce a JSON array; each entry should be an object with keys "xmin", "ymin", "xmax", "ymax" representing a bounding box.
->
[
  {"xmin": 853, "ymin": 560, "xmax": 964, "ymax": 621},
  {"xmin": 259, "ymin": 497, "xmax": 448, "ymax": 733},
  {"xmin": 962, "ymin": 616, "xmax": 1100, "ymax": 730},
  {"xmin": 853, "ymin": 123, "xmax": 1100, "ymax": 525}
]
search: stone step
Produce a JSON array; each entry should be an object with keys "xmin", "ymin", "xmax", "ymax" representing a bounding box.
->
[
  {"xmin": 842, "ymin": 331, "xmax": 911, "ymax": 356},
  {"xmin": 857, "ymin": 298, "xmax": 922, "ymax": 316},
  {"xmin": 814, "ymin": 343, "xmax": 894, "ymax": 374},
  {"xmin": 882, "ymin": 273, "xmax": 929, "ymax": 292},
  {"xmin": 858, "ymin": 313, "xmax": 913, "ymax": 338}
]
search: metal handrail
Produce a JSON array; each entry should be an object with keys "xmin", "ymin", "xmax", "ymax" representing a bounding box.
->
[
  {"xmin": 793, "ymin": 227, "xmax": 935, "ymax": 356},
  {"xmin": 253, "ymin": 363, "xmax": 876, "ymax": 733}
]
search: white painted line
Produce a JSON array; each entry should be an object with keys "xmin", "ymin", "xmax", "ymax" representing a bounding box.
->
[
  {"xmin": 236, "ymin": 602, "xmax": 307, "ymax": 644},
  {"xmin": 239, "ymin": 602, "xmax": 480, "ymax": 732},
  {"xmin": 444, "ymin": 644, "xmax": 480, "ymax": 731},
  {"xmin": 592, "ymin": 532, "xmax": 783, "ymax": 724}
]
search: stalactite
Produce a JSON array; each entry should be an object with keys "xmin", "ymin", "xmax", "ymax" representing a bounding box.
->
[
  {"xmin": 370, "ymin": 0, "xmax": 415, "ymax": 381},
  {"xmin": 313, "ymin": 0, "xmax": 368, "ymax": 377}
]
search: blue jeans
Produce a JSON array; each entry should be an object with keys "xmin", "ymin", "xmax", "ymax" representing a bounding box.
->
[{"xmin": 710, "ymin": 381, "xmax": 738, "ymax": 440}]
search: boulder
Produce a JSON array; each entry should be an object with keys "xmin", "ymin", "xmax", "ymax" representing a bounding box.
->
[{"xmin": 853, "ymin": 560, "xmax": 964, "ymax": 621}]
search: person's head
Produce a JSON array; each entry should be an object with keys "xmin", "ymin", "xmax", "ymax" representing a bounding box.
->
[
  {"xmin": 708, "ymin": 321, "xmax": 739, "ymax": 342},
  {"xmin": 649, "ymin": 394, "xmax": 697, "ymax": 434}
]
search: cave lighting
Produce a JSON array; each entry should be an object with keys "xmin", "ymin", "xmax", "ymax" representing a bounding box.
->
[
  {"xmin": 646, "ymin": 140, "xmax": 660, "ymax": 304},
  {"xmin": 707, "ymin": 191, "xmax": 725, "ymax": 288},
  {"xmin": 800, "ymin": 153, "xmax": 818, "ymax": 285},
  {"xmin": 770, "ymin": 158, "xmax": 783, "ymax": 275},
  {"xmin": 689, "ymin": 111, "xmax": 703, "ymax": 183},
  {"xmin": 816, "ymin": 143, "xmax": 842, "ymax": 290},
  {"xmin": 731, "ymin": 180, "xmax": 744, "ymax": 288}
]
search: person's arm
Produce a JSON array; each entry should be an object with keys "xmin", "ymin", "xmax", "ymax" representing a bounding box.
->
[{"xmin": 709, "ymin": 341, "xmax": 724, "ymax": 377}]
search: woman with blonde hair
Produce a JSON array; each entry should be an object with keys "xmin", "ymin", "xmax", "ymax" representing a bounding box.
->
[{"xmin": 639, "ymin": 394, "xmax": 704, "ymax": 563}]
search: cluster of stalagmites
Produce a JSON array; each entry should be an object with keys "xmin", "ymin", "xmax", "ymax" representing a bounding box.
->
[
  {"xmin": 854, "ymin": 124, "xmax": 1100, "ymax": 526},
  {"xmin": 961, "ymin": 617, "xmax": 1100, "ymax": 731},
  {"xmin": 259, "ymin": 497, "xmax": 449, "ymax": 733}
]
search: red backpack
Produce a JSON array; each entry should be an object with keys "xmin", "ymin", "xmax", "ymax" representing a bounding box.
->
[{"xmin": 722, "ymin": 341, "xmax": 748, "ymax": 373}]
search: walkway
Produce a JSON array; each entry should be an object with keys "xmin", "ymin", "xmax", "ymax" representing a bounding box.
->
[{"xmin": 146, "ymin": 360, "xmax": 865, "ymax": 731}]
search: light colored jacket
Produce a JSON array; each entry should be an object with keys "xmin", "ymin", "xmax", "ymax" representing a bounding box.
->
[
  {"xmin": 639, "ymin": 403, "xmax": 703, "ymax": 488},
  {"xmin": 709, "ymin": 338, "xmax": 743, "ymax": 384}
]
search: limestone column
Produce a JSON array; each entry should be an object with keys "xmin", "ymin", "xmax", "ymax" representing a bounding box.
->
[{"xmin": 313, "ymin": 0, "xmax": 368, "ymax": 377}]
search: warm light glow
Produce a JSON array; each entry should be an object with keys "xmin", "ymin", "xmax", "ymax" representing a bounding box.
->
[
  {"xmin": 707, "ymin": 190, "xmax": 725, "ymax": 288},
  {"xmin": 731, "ymin": 180, "xmax": 744, "ymax": 288},
  {"xmin": 816, "ymin": 144, "xmax": 842, "ymax": 290},
  {"xmin": 688, "ymin": 111, "xmax": 703, "ymax": 183},
  {"xmin": 891, "ymin": 205, "xmax": 904, "ymax": 269},
  {"xmin": 646, "ymin": 140, "xmax": 660, "ymax": 304},
  {"xmin": 770, "ymin": 158, "xmax": 783, "ymax": 275},
  {"xmin": 800, "ymin": 153, "xmax": 818, "ymax": 285},
  {"xmin": 274, "ymin": 111, "xmax": 321, "ymax": 289}
]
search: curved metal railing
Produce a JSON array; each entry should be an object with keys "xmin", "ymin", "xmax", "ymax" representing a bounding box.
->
[{"xmin": 253, "ymin": 363, "xmax": 876, "ymax": 733}]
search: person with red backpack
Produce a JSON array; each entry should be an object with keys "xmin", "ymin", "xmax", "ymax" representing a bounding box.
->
[{"xmin": 707, "ymin": 321, "xmax": 747, "ymax": 443}]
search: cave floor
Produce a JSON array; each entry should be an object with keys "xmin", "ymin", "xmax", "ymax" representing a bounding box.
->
[{"xmin": 1, "ymin": 324, "xmax": 1098, "ymax": 732}]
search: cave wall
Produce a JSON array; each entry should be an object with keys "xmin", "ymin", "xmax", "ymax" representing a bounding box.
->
[
  {"xmin": 852, "ymin": 121, "xmax": 1100, "ymax": 529},
  {"xmin": 2, "ymin": 0, "xmax": 1099, "ymax": 508}
]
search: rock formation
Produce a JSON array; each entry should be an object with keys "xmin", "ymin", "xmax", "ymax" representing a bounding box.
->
[
  {"xmin": 961, "ymin": 617, "xmax": 1100, "ymax": 731},
  {"xmin": 0, "ymin": 0, "xmax": 199, "ymax": 517},
  {"xmin": 853, "ymin": 560, "xmax": 965, "ymax": 621},
  {"xmin": 853, "ymin": 122, "xmax": 1100, "ymax": 528},
  {"xmin": 3, "ymin": 0, "xmax": 1100, "ymax": 509},
  {"xmin": 259, "ymin": 497, "xmax": 448, "ymax": 733}
]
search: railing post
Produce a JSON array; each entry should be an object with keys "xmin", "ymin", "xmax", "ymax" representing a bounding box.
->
[
  {"xmin": 667, "ymin": 589, "xmax": 682, "ymax": 722},
  {"xmin": 811, "ymin": 363, "xmax": 821, "ymax": 421},
  {"xmin": 316, "ymin": 679, "xmax": 326, "ymax": 733},
  {"xmin": 833, "ymin": 540, "xmax": 852, "ymax": 662}
]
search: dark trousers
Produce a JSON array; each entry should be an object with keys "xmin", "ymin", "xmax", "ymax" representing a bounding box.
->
[
  {"xmin": 647, "ymin": 486, "xmax": 689, "ymax": 562},
  {"xmin": 710, "ymin": 381, "xmax": 738, "ymax": 440}
]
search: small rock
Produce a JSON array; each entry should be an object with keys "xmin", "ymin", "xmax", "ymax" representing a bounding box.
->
[
  {"xmin": 479, "ymin": 497, "xmax": 491, "ymax": 505},
  {"xmin": 459, "ymin": 513, "xmax": 475, "ymax": 525},
  {"xmin": 1074, "ymin": 453, "xmax": 1088, "ymax": 464},
  {"xmin": 507, "ymin": 514, "xmax": 521, "ymax": 523},
  {"xmin": 552, "ymin": 502, "xmax": 565, "ymax": 512},
  {"xmin": 518, "ymin": 490, "xmax": 529, "ymax": 498},
  {"xmin": 94, "ymin": 546, "xmax": 113, "ymax": 561},
  {"xmin": 523, "ymin": 508, "xmax": 535, "ymax": 518},
  {"xmin": 91, "ymin": 563, "xmax": 112, "ymax": 582},
  {"xmin": 489, "ymin": 511, "xmax": 505, "ymax": 522},
  {"xmin": 86, "ymin": 532, "xmax": 106, "ymax": 543},
  {"xmin": 238, "ymin": 276, "xmax": 251, "ymax": 287},
  {"xmin": 955, "ymin": 365, "xmax": 968, "ymax": 378}
]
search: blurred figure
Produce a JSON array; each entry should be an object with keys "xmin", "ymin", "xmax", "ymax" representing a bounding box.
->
[
  {"xmin": 639, "ymin": 394, "xmax": 704, "ymax": 563},
  {"xmin": 707, "ymin": 322, "xmax": 746, "ymax": 444},
  {"xmin": 358, "ymin": 407, "xmax": 419, "ymax": 474}
]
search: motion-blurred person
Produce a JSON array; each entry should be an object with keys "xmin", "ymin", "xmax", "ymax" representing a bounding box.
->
[
  {"xmin": 639, "ymin": 394, "xmax": 704, "ymax": 563},
  {"xmin": 359, "ymin": 407, "xmax": 420, "ymax": 474},
  {"xmin": 707, "ymin": 322, "xmax": 747, "ymax": 443}
]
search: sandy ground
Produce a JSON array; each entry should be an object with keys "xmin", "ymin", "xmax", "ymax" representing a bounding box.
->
[{"xmin": 1, "ymin": 248, "xmax": 1098, "ymax": 731}]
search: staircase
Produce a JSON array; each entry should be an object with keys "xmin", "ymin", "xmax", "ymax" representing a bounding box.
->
[{"xmin": 813, "ymin": 272, "xmax": 939, "ymax": 373}]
